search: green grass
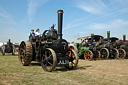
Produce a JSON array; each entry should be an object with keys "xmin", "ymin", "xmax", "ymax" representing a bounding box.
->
[{"xmin": 0, "ymin": 55, "xmax": 128, "ymax": 85}]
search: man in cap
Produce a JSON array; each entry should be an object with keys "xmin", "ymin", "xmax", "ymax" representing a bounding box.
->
[
  {"xmin": 29, "ymin": 29, "xmax": 35, "ymax": 41},
  {"xmin": 29, "ymin": 29, "xmax": 35, "ymax": 37}
]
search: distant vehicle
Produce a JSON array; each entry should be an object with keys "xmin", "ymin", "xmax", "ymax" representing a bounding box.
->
[
  {"xmin": 116, "ymin": 35, "xmax": 128, "ymax": 58},
  {"xmin": 69, "ymin": 35, "xmax": 104, "ymax": 61},
  {"xmin": 1, "ymin": 39, "xmax": 15, "ymax": 55},
  {"xmin": 100, "ymin": 31, "xmax": 119, "ymax": 59}
]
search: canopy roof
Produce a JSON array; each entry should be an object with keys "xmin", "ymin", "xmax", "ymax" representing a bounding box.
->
[
  {"xmin": 77, "ymin": 36, "xmax": 91, "ymax": 40},
  {"xmin": 77, "ymin": 35, "xmax": 103, "ymax": 40}
]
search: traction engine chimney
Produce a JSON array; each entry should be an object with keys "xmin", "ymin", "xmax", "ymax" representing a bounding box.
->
[
  {"xmin": 123, "ymin": 34, "xmax": 126, "ymax": 42},
  {"xmin": 91, "ymin": 34, "xmax": 94, "ymax": 41},
  {"xmin": 57, "ymin": 10, "xmax": 64, "ymax": 39},
  {"xmin": 107, "ymin": 31, "xmax": 110, "ymax": 42}
]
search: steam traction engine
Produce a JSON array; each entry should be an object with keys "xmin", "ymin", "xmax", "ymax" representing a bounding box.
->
[
  {"xmin": 116, "ymin": 34, "xmax": 127, "ymax": 58},
  {"xmin": 100, "ymin": 31, "xmax": 119, "ymax": 59},
  {"xmin": 68, "ymin": 36, "xmax": 91, "ymax": 59},
  {"xmin": 1, "ymin": 39, "xmax": 15, "ymax": 55},
  {"xmin": 69, "ymin": 34, "xmax": 103, "ymax": 61},
  {"xmin": 83, "ymin": 34, "xmax": 103, "ymax": 61},
  {"xmin": 18, "ymin": 10, "xmax": 78, "ymax": 72}
]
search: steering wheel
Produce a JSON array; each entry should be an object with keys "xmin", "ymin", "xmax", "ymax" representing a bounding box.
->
[{"xmin": 42, "ymin": 30, "xmax": 48, "ymax": 40}]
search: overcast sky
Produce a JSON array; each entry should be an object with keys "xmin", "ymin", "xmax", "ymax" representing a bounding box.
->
[{"xmin": 0, "ymin": 0, "xmax": 128, "ymax": 43}]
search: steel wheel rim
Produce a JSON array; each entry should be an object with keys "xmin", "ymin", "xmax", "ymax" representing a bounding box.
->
[
  {"xmin": 100, "ymin": 48, "xmax": 109, "ymax": 59},
  {"xmin": 84, "ymin": 50, "xmax": 93, "ymax": 61},
  {"xmin": 69, "ymin": 46, "xmax": 74, "ymax": 50},
  {"xmin": 19, "ymin": 42, "xmax": 26, "ymax": 64},
  {"xmin": 94, "ymin": 51, "xmax": 101, "ymax": 60},
  {"xmin": 118, "ymin": 49, "xmax": 126, "ymax": 59},
  {"xmin": 112, "ymin": 48, "xmax": 119, "ymax": 59},
  {"xmin": 41, "ymin": 48, "xmax": 57, "ymax": 72}
]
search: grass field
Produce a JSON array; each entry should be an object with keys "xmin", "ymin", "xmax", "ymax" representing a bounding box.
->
[{"xmin": 0, "ymin": 55, "xmax": 128, "ymax": 85}]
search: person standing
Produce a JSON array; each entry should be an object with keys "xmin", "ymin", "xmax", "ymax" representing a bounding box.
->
[
  {"xmin": 29, "ymin": 29, "xmax": 35, "ymax": 37},
  {"xmin": 29, "ymin": 29, "xmax": 35, "ymax": 41},
  {"xmin": 35, "ymin": 28, "xmax": 40, "ymax": 36}
]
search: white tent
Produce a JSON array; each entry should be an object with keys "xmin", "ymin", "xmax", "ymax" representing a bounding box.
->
[{"xmin": 0, "ymin": 42, "xmax": 7, "ymax": 47}]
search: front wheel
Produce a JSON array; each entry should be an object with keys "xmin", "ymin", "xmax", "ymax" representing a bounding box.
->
[
  {"xmin": 118, "ymin": 49, "xmax": 126, "ymax": 59},
  {"xmin": 84, "ymin": 50, "xmax": 93, "ymax": 61},
  {"xmin": 12, "ymin": 45, "xmax": 15, "ymax": 55},
  {"xmin": 41, "ymin": 48, "xmax": 57, "ymax": 72},
  {"xmin": 65, "ymin": 49, "xmax": 78, "ymax": 69}
]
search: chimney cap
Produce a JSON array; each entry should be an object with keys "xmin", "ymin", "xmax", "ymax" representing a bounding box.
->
[
  {"xmin": 123, "ymin": 34, "xmax": 126, "ymax": 36},
  {"xmin": 57, "ymin": 10, "xmax": 64, "ymax": 13},
  {"xmin": 107, "ymin": 31, "xmax": 110, "ymax": 33},
  {"xmin": 91, "ymin": 34, "xmax": 94, "ymax": 36}
]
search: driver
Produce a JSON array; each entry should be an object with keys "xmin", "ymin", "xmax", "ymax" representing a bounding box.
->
[
  {"xmin": 29, "ymin": 29, "xmax": 35, "ymax": 37},
  {"xmin": 29, "ymin": 29, "xmax": 35, "ymax": 41}
]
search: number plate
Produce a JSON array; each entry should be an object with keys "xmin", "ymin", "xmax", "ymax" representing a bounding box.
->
[{"xmin": 58, "ymin": 60, "xmax": 69, "ymax": 65}]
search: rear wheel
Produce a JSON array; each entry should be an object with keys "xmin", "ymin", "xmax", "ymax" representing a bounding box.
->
[
  {"xmin": 12, "ymin": 45, "xmax": 15, "ymax": 55},
  {"xmin": 68, "ymin": 45, "xmax": 78, "ymax": 53},
  {"xmin": 84, "ymin": 50, "xmax": 93, "ymax": 61},
  {"xmin": 18, "ymin": 41, "xmax": 33, "ymax": 66},
  {"xmin": 65, "ymin": 49, "xmax": 78, "ymax": 69},
  {"xmin": 93, "ymin": 50, "xmax": 101, "ymax": 60},
  {"xmin": 41, "ymin": 48, "xmax": 57, "ymax": 72},
  {"xmin": 118, "ymin": 49, "xmax": 126, "ymax": 59},
  {"xmin": 100, "ymin": 48, "xmax": 109, "ymax": 59}
]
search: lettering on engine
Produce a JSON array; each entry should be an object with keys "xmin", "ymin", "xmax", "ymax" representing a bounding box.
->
[{"xmin": 58, "ymin": 60, "xmax": 69, "ymax": 65}]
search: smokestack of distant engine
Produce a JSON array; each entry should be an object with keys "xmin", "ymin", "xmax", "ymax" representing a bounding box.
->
[
  {"xmin": 123, "ymin": 34, "xmax": 126, "ymax": 42},
  {"xmin": 107, "ymin": 31, "xmax": 110, "ymax": 42},
  {"xmin": 91, "ymin": 34, "xmax": 94, "ymax": 41},
  {"xmin": 57, "ymin": 10, "xmax": 64, "ymax": 39}
]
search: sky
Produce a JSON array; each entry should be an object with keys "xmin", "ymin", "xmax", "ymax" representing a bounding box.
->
[{"xmin": 0, "ymin": 0, "xmax": 128, "ymax": 43}]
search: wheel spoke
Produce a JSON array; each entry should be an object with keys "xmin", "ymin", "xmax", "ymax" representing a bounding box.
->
[
  {"xmin": 20, "ymin": 48, "xmax": 24, "ymax": 51},
  {"xmin": 47, "ymin": 61, "xmax": 52, "ymax": 66},
  {"xmin": 45, "ymin": 51, "xmax": 47, "ymax": 57},
  {"xmin": 71, "ymin": 61, "xmax": 75, "ymax": 65},
  {"xmin": 48, "ymin": 54, "xmax": 52, "ymax": 58},
  {"xmin": 42, "ymin": 58, "xmax": 46, "ymax": 62},
  {"xmin": 20, "ymin": 55, "xmax": 24, "ymax": 58}
]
